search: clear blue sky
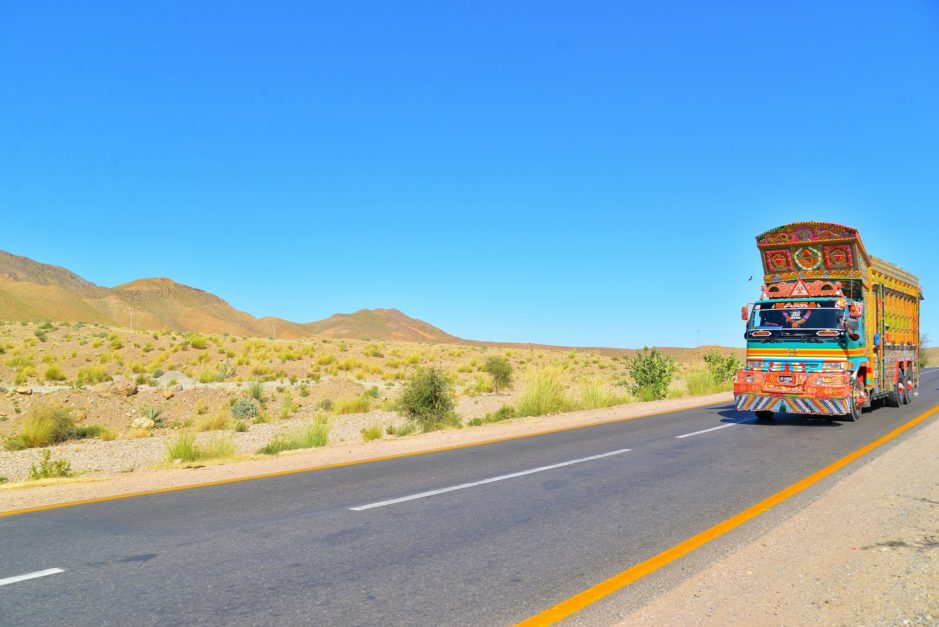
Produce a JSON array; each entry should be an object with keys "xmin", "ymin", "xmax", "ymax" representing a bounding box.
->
[{"xmin": 1, "ymin": 1, "xmax": 937, "ymax": 347}]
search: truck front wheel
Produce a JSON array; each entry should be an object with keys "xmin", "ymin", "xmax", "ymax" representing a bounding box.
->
[{"xmin": 846, "ymin": 378, "xmax": 863, "ymax": 422}]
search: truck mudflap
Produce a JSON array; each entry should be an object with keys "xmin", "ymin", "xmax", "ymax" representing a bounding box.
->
[{"xmin": 735, "ymin": 394, "xmax": 849, "ymax": 415}]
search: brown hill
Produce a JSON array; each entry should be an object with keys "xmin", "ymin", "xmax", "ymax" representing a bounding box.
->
[
  {"xmin": 302, "ymin": 308, "xmax": 459, "ymax": 343},
  {"xmin": 0, "ymin": 250, "xmax": 97, "ymax": 291},
  {"xmin": 0, "ymin": 250, "xmax": 457, "ymax": 342}
]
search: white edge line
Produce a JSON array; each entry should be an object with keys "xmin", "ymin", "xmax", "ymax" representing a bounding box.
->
[
  {"xmin": 0, "ymin": 568, "xmax": 65, "ymax": 587},
  {"xmin": 350, "ymin": 448, "xmax": 632, "ymax": 511}
]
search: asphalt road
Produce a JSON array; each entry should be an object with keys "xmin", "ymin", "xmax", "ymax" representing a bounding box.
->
[{"xmin": 3, "ymin": 368, "xmax": 938, "ymax": 626}]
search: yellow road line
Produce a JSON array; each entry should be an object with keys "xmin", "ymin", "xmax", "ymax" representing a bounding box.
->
[
  {"xmin": 517, "ymin": 402, "xmax": 939, "ymax": 626},
  {"xmin": 0, "ymin": 397, "xmax": 728, "ymax": 518}
]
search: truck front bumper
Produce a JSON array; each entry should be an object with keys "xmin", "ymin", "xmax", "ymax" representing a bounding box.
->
[
  {"xmin": 733, "ymin": 369, "xmax": 853, "ymax": 416},
  {"xmin": 734, "ymin": 393, "xmax": 849, "ymax": 415}
]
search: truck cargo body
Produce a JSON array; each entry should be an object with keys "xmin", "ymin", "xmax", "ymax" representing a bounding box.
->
[{"xmin": 733, "ymin": 222, "xmax": 922, "ymax": 420}]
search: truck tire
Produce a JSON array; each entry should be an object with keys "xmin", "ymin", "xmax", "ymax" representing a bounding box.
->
[
  {"xmin": 755, "ymin": 410, "xmax": 774, "ymax": 422},
  {"xmin": 900, "ymin": 374, "xmax": 910, "ymax": 405},
  {"xmin": 846, "ymin": 378, "xmax": 862, "ymax": 422},
  {"xmin": 885, "ymin": 377, "xmax": 901, "ymax": 408}
]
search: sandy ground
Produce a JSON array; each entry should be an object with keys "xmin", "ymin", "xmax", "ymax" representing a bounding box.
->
[
  {"xmin": 612, "ymin": 410, "xmax": 939, "ymax": 626},
  {"xmin": 0, "ymin": 392, "xmax": 731, "ymax": 513}
]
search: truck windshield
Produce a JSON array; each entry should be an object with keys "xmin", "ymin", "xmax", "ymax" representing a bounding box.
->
[{"xmin": 748, "ymin": 301, "xmax": 845, "ymax": 331}]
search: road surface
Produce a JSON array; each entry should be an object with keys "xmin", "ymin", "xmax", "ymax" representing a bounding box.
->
[{"xmin": 2, "ymin": 369, "xmax": 938, "ymax": 625}]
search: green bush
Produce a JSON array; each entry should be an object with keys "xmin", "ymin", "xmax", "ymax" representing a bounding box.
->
[
  {"xmin": 703, "ymin": 350, "xmax": 742, "ymax": 384},
  {"xmin": 189, "ymin": 335, "xmax": 209, "ymax": 350},
  {"xmin": 626, "ymin": 347, "xmax": 675, "ymax": 400},
  {"xmin": 397, "ymin": 368, "xmax": 457, "ymax": 431},
  {"xmin": 483, "ymin": 356, "xmax": 513, "ymax": 392},
  {"xmin": 29, "ymin": 450, "xmax": 72, "ymax": 480},
  {"xmin": 231, "ymin": 399, "xmax": 259, "ymax": 419}
]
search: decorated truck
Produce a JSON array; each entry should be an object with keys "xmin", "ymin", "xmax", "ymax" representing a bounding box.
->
[{"xmin": 734, "ymin": 221, "xmax": 923, "ymax": 422}]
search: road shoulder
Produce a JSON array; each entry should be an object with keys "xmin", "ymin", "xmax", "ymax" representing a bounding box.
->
[{"xmin": 611, "ymin": 409, "xmax": 939, "ymax": 625}]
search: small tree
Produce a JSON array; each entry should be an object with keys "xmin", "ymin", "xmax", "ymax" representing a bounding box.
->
[
  {"xmin": 398, "ymin": 368, "xmax": 457, "ymax": 431},
  {"xmin": 920, "ymin": 333, "xmax": 930, "ymax": 370},
  {"xmin": 483, "ymin": 356, "xmax": 513, "ymax": 393},
  {"xmin": 626, "ymin": 347, "xmax": 675, "ymax": 400},
  {"xmin": 703, "ymin": 350, "xmax": 742, "ymax": 384}
]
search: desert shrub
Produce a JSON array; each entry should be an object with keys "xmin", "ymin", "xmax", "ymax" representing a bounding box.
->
[
  {"xmin": 390, "ymin": 422, "xmax": 416, "ymax": 437},
  {"xmin": 231, "ymin": 399, "xmax": 259, "ymax": 419},
  {"xmin": 361, "ymin": 422, "xmax": 383, "ymax": 442},
  {"xmin": 483, "ymin": 356, "xmax": 513, "ymax": 392},
  {"xmin": 703, "ymin": 350, "xmax": 742, "ymax": 384},
  {"xmin": 317, "ymin": 398, "xmax": 334, "ymax": 411},
  {"xmin": 397, "ymin": 368, "xmax": 457, "ymax": 431},
  {"xmin": 479, "ymin": 405, "xmax": 515, "ymax": 424},
  {"xmin": 152, "ymin": 368, "xmax": 164, "ymax": 379},
  {"xmin": 166, "ymin": 432, "xmax": 234, "ymax": 462},
  {"xmin": 626, "ymin": 347, "xmax": 675, "ymax": 400},
  {"xmin": 578, "ymin": 378, "xmax": 631, "ymax": 409},
  {"xmin": 76, "ymin": 365, "xmax": 111, "ymax": 386},
  {"xmin": 34, "ymin": 329, "xmax": 47, "ymax": 342},
  {"xmin": 247, "ymin": 380, "xmax": 264, "ymax": 402},
  {"xmin": 6, "ymin": 354, "xmax": 34, "ymax": 370},
  {"xmin": 258, "ymin": 418, "xmax": 330, "ymax": 455},
  {"xmin": 686, "ymin": 370, "xmax": 725, "ymax": 396},
  {"xmin": 72, "ymin": 424, "xmax": 108, "ymax": 439},
  {"xmin": 189, "ymin": 335, "xmax": 208, "ymax": 350},
  {"xmin": 6, "ymin": 405, "xmax": 77, "ymax": 450},
  {"xmin": 334, "ymin": 395, "xmax": 371, "ymax": 415},
  {"xmin": 28, "ymin": 450, "xmax": 72, "ymax": 480},
  {"xmin": 211, "ymin": 363, "xmax": 235, "ymax": 382},
  {"xmin": 141, "ymin": 406, "xmax": 163, "ymax": 423},
  {"xmin": 197, "ymin": 413, "xmax": 229, "ymax": 432},
  {"xmin": 233, "ymin": 420, "xmax": 248, "ymax": 432},
  {"xmin": 201, "ymin": 435, "xmax": 236, "ymax": 459},
  {"xmin": 44, "ymin": 365, "xmax": 67, "ymax": 382},
  {"xmin": 516, "ymin": 368, "xmax": 569, "ymax": 417}
]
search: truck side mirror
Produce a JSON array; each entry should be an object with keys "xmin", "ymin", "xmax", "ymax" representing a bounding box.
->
[
  {"xmin": 843, "ymin": 317, "xmax": 860, "ymax": 341},
  {"xmin": 741, "ymin": 306, "xmax": 749, "ymax": 321}
]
